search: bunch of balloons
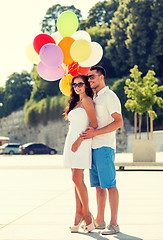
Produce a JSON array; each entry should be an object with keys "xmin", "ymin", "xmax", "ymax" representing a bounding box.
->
[{"xmin": 26, "ymin": 11, "xmax": 103, "ymax": 96}]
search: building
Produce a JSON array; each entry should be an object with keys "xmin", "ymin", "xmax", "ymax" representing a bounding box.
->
[{"xmin": 0, "ymin": 136, "xmax": 10, "ymax": 146}]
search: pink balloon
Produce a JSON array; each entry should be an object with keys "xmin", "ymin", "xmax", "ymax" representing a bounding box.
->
[
  {"xmin": 40, "ymin": 43, "xmax": 64, "ymax": 68},
  {"xmin": 37, "ymin": 62, "xmax": 65, "ymax": 81}
]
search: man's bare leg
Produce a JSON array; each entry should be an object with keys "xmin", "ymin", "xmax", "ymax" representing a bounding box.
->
[
  {"xmin": 96, "ymin": 186, "xmax": 107, "ymax": 223},
  {"xmin": 108, "ymin": 187, "xmax": 119, "ymax": 226}
]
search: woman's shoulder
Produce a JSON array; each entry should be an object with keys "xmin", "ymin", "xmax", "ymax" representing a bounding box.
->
[
  {"xmin": 82, "ymin": 96, "xmax": 94, "ymax": 110},
  {"xmin": 82, "ymin": 96, "xmax": 93, "ymax": 105},
  {"xmin": 82, "ymin": 95, "xmax": 93, "ymax": 101}
]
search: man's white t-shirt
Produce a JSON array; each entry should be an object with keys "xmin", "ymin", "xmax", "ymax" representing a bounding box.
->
[{"xmin": 92, "ymin": 86, "xmax": 122, "ymax": 150}]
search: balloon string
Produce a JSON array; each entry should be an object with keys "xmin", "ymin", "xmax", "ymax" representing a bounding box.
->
[
  {"xmin": 68, "ymin": 62, "xmax": 79, "ymax": 73},
  {"xmin": 61, "ymin": 63, "xmax": 69, "ymax": 75},
  {"xmin": 66, "ymin": 75, "xmax": 72, "ymax": 87},
  {"xmin": 65, "ymin": 65, "xmax": 69, "ymax": 75}
]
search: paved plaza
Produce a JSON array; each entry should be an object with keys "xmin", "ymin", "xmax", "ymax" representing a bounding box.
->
[{"xmin": 0, "ymin": 154, "xmax": 163, "ymax": 240}]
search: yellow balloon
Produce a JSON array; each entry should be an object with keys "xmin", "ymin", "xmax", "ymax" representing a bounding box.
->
[
  {"xmin": 59, "ymin": 74, "xmax": 73, "ymax": 96},
  {"xmin": 26, "ymin": 43, "xmax": 40, "ymax": 64},
  {"xmin": 70, "ymin": 39, "xmax": 91, "ymax": 62}
]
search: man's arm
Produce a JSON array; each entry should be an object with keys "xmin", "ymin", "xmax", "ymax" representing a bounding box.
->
[{"xmin": 80, "ymin": 112, "xmax": 123, "ymax": 139}]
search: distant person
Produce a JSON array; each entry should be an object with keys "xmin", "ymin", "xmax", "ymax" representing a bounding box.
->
[
  {"xmin": 63, "ymin": 75, "xmax": 98, "ymax": 233},
  {"xmin": 80, "ymin": 66, "xmax": 123, "ymax": 235}
]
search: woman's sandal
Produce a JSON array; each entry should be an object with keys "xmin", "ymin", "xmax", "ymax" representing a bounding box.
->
[
  {"xmin": 84, "ymin": 214, "xmax": 97, "ymax": 232},
  {"xmin": 70, "ymin": 217, "xmax": 84, "ymax": 233}
]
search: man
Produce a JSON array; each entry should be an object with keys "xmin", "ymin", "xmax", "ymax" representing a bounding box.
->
[{"xmin": 81, "ymin": 66, "xmax": 123, "ymax": 235}]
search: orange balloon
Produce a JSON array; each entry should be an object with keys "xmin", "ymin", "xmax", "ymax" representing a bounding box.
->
[
  {"xmin": 59, "ymin": 74, "xmax": 73, "ymax": 96},
  {"xmin": 58, "ymin": 37, "xmax": 75, "ymax": 65}
]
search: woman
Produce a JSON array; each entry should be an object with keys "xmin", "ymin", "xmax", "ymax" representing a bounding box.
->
[{"xmin": 63, "ymin": 75, "xmax": 98, "ymax": 232}]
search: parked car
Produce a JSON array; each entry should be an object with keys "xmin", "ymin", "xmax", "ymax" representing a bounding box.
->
[
  {"xmin": 19, "ymin": 143, "xmax": 57, "ymax": 155},
  {"xmin": 0, "ymin": 143, "xmax": 21, "ymax": 155}
]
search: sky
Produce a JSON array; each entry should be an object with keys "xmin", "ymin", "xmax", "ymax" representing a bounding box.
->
[{"xmin": 0, "ymin": 0, "xmax": 103, "ymax": 87}]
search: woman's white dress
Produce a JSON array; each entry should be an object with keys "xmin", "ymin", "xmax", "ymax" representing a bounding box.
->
[{"xmin": 63, "ymin": 108, "xmax": 92, "ymax": 169}]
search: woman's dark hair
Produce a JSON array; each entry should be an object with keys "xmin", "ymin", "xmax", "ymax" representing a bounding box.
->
[{"xmin": 64, "ymin": 75, "xmax": 94, "ymax": 120}]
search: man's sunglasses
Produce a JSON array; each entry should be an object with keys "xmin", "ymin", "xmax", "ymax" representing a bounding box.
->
[
  {"xmin": 72, "ymin": 82, "xmax": 85, "ymax": 88},
  {"xmin": 88, "ymin": 74, "xmax": 100, "ymax": 80}
]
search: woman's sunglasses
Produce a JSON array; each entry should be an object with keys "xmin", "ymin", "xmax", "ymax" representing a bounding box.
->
[{"xmin": 72, "ymin": 82, "xmax": 85, "ymax": 88}]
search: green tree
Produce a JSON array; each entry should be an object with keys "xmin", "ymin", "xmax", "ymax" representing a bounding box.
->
[
  {"xmin": 79, "ymin": 0, "xmax": 119, "ymax": 29},
  {"xmin": 125, "ymin": 0, "xmax": 153, "ymax": 75},
  {"xmin": 2, "ymin": 71, "xmax": 32, "ymax": 117},
  {"xmin": 24, "ymin": 95, "xmax": 68, "ymax": 126},
  {"xmin": 79, "ymin": 1, "xmax": 119, "ymax": 78},
  {"xmin": 105, "ymin": 0, "xmax": 163, "ymax": 78},
  {"xmin": 110, "ymin": 76, "xmax": 133, "ymax": 122},
  {"xmin": 124, "ymin": 65, "xmax": 163, "ymax": 138},
  {"xmin": 0, "ymin": 87, "xmax": 5, "ymax": 118},
  {"xmin": 0, "ymin": 87, "xmax": 4, "ymax": 104},
  {"xmin": 105, "ymin": 0, "xmax": 130, "ymax": 77},
  {"xmin": 79, "ymin": 1, "xmax": 119, "ymax": 77},
  {"xmin": 148, "ymin": 0, "xmax": 163, "ymax": 83},
  {"xmin": 41, "ymin": 4, "xmax": 82, "ymax": 34}
]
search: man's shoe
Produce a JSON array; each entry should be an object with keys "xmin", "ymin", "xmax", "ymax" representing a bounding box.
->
[{"xmin": 101, "ymin": 224, "xmax": 120, "ymax": 235}]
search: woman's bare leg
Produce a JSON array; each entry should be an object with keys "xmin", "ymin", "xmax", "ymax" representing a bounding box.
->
[
  {"xmin": 74, "ymin": 186, "xmax": 84, "ymax": 225},
  {"xmin": 72, "ymin": 168, "xmax": 92, "ymax": 225}
]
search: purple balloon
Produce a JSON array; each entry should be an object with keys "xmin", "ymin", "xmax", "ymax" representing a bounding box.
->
[
  {"xmin": 37, "ymin": 61, "xmax": 65, "ymax": 81},
  {"xmin": 40, "ymin": 43, "xmax": 64, "ymax": 68}
]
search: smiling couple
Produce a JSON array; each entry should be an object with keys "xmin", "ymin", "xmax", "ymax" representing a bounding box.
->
[{"xmin": 63, "ymin": 66, "xmax": 123, "ymax": 235}]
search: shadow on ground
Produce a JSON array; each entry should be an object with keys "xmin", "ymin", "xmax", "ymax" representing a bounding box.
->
[{"xmin": 78, "ymin": 231, "xmax": 143, "ymax": 240}]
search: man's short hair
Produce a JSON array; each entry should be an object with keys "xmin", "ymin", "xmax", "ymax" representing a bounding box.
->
[{"xmin": 90, "ymin": 66, "xmax": 106, "ymax": 77}]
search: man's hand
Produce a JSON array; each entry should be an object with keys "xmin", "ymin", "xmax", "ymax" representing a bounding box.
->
[{"xmin": 80, "ymin": 126, "xmax": 96, "ymax": 139}]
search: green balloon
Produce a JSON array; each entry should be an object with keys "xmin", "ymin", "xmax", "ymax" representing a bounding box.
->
[{"xmin": 57, "ymin": 11, "xmax": 79, "ymax": 37}]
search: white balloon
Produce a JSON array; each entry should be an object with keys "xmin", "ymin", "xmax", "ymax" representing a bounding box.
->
[
  {"xmin": 72, "ymin": 30, "xmax": 91, "ymax": 42},
  {"xmin": 79, "ymin": 42, "xmax": 103, "ymax": 67},
  {"xmin": 51, "ymin": 31, "xmax": 63, "ymax": 44}
]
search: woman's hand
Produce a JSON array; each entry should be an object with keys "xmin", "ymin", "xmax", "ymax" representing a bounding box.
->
[{"xmin": 71, "ymin": 137, "xmax": 83, "ymax": 152}]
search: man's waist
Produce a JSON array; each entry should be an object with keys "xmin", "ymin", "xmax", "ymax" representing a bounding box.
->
[{"xmin": 92, "ymin": 133, "xmax": 116, "ymax": 149}]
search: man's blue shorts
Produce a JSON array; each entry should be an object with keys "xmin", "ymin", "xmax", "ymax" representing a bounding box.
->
[{"xmin": 89, "ymin": 147, "xmax": 116, "ymax": 189}]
